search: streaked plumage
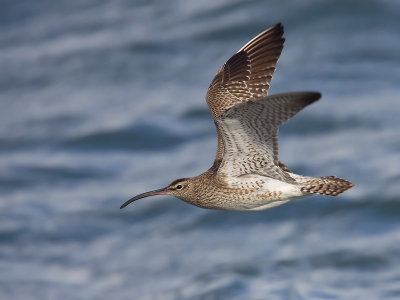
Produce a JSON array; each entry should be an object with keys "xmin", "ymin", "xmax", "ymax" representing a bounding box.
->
[
  {"xmin": 121, "ymin": 23, "xmax": 354, "ymax": 211},
  {"xmin": 207, "ymin": 23, "xmax": 285, "ymax": 165}
]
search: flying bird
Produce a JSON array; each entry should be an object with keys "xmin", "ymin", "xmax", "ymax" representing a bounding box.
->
[{"xmin": 121, "ymin": 23, "xmax": 354, "ymax": 211}]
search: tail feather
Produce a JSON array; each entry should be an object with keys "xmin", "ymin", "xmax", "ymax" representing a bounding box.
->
[{"xmin": 300, "ymin": 176, "xmax": 354, "ymax": 196}]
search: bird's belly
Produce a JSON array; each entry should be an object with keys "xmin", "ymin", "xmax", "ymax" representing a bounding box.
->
[{"xmin": 210, "ymin": 175, "xmax": 308, "ymax": 211}]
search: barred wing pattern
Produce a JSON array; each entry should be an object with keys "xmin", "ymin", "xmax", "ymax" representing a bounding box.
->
[
  {"xmin": 206, "ymin": 23, "xmax": 285, "ymax": 164},
  {"xmin": 215, "ymin": 92, "xmax": 321, "ymax": 182}
]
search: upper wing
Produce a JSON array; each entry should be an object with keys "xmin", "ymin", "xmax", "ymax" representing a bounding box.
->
[
  {"xmin": 215, "ymin": 92, "xmax": 321, "ymax": 181},
  {"xmin": 205, "ymin": 23, "xmax": 285, "ymax": 166}
]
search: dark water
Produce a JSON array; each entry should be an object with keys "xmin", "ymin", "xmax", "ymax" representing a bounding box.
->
[{"xmin": 1, "ymin": 0, "xmax": 400, "ymax": 299}]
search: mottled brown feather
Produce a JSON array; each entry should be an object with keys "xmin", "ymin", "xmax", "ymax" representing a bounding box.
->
[
  {"xmin": 205, "ymin": 23, "xmax": 285, "ymax": 166},
  {"xmin": 300, "ymin": 176, "xmax": 355, "ymax": 196}
]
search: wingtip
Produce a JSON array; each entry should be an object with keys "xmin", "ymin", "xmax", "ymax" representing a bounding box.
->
[
  {"xmin": 301, "ymin": 91, "xmax": 322, "ymax": 105},
  {"xmin": 237, "ymin": 22, "xmax": 285, "ymax": 53},
  {"xmin": 295, "ymin": 91, "xmax": 322, "ymax": 102},
  {"xmin": 309, "ymin": 91, "xmax": 322, "ymax": 101},
  {"xmin": 273, "ymin": 22, "xmax": 284, "ymax": 34}
]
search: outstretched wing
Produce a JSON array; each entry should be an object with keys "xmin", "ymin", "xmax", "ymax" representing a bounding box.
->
[
  {"xmin": 215, "ymin": 92, "xmax": 321, "ymax": 181},
  {"xmin": 205, "ymin": 23, "xmax": 285, "ymax": 166}
]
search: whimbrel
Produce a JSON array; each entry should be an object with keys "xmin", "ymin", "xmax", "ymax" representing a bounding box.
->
[{"xmin": 121, "ymin": 23, "xmax": 354, "ymax": 211}]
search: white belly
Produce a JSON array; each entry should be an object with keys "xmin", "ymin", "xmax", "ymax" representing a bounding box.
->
[{"xmin": 225, "ymin": 174, "xmax": 309, "ymax": 211}]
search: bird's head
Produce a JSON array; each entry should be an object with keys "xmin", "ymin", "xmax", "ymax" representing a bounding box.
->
[{"xmin": 120, "ymin": 177, "xmax": 194, "ymax": 209}]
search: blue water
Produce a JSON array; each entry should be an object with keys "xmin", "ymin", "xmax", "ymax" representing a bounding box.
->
[{"xmin": 1, "ymin": 0, "xmax": 400, "ymax": 299}]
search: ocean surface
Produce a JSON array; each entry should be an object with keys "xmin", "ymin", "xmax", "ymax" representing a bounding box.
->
[{"xmin": 1, "ymin": 0, "xmax": 400, "ymax": 299}]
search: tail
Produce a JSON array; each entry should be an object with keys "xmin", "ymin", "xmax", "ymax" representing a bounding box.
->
[{"xmin": 300, "ymin": 176, "xmax": 354, "ymax": 196}]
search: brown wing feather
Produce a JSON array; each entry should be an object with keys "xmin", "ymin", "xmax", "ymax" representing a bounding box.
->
[{"xmin": 206, "ymin": 23, "xmax": 285, "ymax": 167}]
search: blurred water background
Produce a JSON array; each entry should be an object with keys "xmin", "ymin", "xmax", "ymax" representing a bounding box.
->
[{"xmin": 1, "ymin": 0, "xmax": 400, "ymax": 299}]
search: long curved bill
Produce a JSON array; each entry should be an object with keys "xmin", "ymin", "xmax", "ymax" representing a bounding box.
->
[{"xmin": 120, "ymin": 188, "xmax": 167, "ymax": 209}]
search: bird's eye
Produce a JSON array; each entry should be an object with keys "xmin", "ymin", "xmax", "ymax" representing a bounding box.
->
[{"xmin": 176, "ymin": 184, "xmax": 183, "ymax": 190}]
